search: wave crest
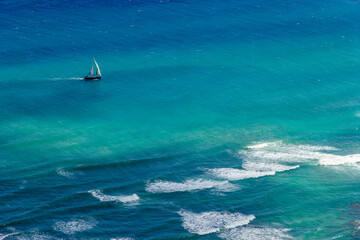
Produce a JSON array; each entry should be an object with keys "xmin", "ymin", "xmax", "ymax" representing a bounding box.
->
[
  {"xmin": 208, "ymin": 168, "xmax": 276, "ymax": 181},
  {"xmin": 53, "ymin": 218, "xmax": 97, "ymax": 235},
  {"xmin": 244, "ymin": 141, "xmax": 360, "ymax": 166},
  {"xmin": 89, "ymin": 190, "xmax": 139, "ymax": 203},
  {"xmin": 178, "ymin": 210, "xmax": 255, "ymax": 235},
  {"xmin": 219, "ymin": 227, "xmax": 292, "ymax": 240},
  {"xmin": 145, "ymin": 179, "xmax": 237, "ymax": 193}
]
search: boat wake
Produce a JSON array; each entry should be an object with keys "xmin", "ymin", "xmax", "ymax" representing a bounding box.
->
[{"xmin": 50, "ymin": 77, "xmax": 83, "ymax": 81}]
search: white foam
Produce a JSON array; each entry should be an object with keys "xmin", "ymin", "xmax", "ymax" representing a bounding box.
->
[
  {"xmin": 208, "ymin": 142, "xmax": 302, "ymax": 181},
  {"xmin": 218, "ymin": 227, "xmax": 292, "ymax": 240},
  {"xmin": 0, "ymin": 234, "xmax": 10, "ymax": 240},
  {"xmin": 145, "ymin": 179, "xmax": 237, "ymax": 193},
  {"xmin": 318, "ymin": 153, "xmax": 360, "ymax": 166},
  {"xmin": 241, "ymin": 141, "xmax": 360, "ymax": 167},
  {"xmin": 56, "ymin": 169, "xmax": 75, "ymax": 179},
  {"xmin": 239, "ymin": 142, "xmax": 306, "ymax": 177},
  {"xmin": 208, "ymin": 168, "xmax": 276, "ymax": 181},
  {"xmin": 331, "ymin": 234, "xmax": 343, "ymax": 239},
  {"xmin": 89, "ymin": 190, "xmax": 140, "ymax": 203},
  {"xmin": 15, "ymin": 231, "xmax": 60, "ymax": 240},
  {"xmin": 242, "ymin": 161, "xmax": 299, "ymax": 172},
  {"xmin": 247, "ymin": 142, "xmax": 272, "ymax": 149},
  {"xmin": 0, "ymin": 233, "xmax": 19, "ymax": 240},
  {"xmin": 178, "ymin": 210, "xmax": 255, "ymax": 235},
  {"xmin": 240, "ymin": 142, "xmax": 334, "ymax": 163},
  {"xmin": 53, "ymin": 219, "xmax": 97, "ymax": 235}
]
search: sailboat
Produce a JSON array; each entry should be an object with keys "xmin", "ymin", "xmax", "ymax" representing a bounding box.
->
[{"xmin": 84, "ymin": 58, "xmax": 101, "ymax": 80}]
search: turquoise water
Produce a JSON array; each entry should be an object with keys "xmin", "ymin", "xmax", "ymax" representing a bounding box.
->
[{"xmin": 1, "ymin": 0, "xmax": 360, "ymax": 239}]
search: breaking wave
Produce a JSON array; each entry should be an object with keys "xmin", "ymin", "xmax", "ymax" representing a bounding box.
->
[
  {"xmin": 178, "ymin": 209, "xmax": 255, "ymax": 235},
  {"xmin": 208, "ymin": 142, "xmax": 302, "ymax": 181},
  {"xmin": 56, "ymin": 168, "xmax": 75, "ymax": 179},
  {"xmin": 318, "ymin": 154, "xmax": 360, "ymax": 166},
  {"xmin": 242, "ymin": 141, "xmax": 360, "ymax": 166},
  {"xmin": 210, "ymin": 141, "xmax": 360, "ymax": 181},
  {"xmin": 145, "ymin": 179, "xmax": 237, "ymax": 193},
  {"xmin": 89, "ymin": 190, "xmax": 139, "ymax": 203},
  {"xmin": 208, "ymin": 168, "xmax": 277, "ymax": 181},
  {"xmin": 218, "ymin": 227, "xmax": 292, "ymax": 240},
  {"xmin": 240, "ymin": 141, "xmax": 333, "ymax": 163},
  {"xmin": 53, "ymin": 218, "xmax": 97, "ymax": 235}
]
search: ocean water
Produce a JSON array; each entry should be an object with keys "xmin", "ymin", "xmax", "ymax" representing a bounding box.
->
[{"xmin": 1, "ymin": 0, "xmax": 360, "ymax": 239}]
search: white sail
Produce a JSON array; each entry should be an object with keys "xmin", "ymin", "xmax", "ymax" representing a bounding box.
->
[
  {"xmin": 90, "ymin": 63, "xmax": 94, "ymax": 75},
  {"xmin": 94, "ymin": 58, "xmax": 101, "ymax": 76}
]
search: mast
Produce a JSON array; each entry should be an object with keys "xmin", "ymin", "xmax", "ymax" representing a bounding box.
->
[{"xmin": 93, "ymin": 58, "xmax": 101, "ymax": 76}]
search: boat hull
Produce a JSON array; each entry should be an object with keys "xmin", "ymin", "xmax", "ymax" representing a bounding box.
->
[{"xmin": 84, "ymin": 76, "xmax": 101, "ymax": 80}]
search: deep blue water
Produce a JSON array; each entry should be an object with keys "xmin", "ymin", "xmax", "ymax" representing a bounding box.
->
[{"xmin": 2, "ymin": 0, "xmax": 360, "ymax": 239}]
